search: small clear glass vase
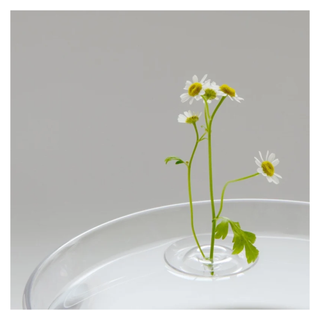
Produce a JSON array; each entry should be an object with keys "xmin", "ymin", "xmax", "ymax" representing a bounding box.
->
[{"xmin": 164, "ymin": 234, "xmax": 258, "ymax": 278}]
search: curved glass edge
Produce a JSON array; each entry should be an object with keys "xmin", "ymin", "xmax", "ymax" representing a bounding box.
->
[{"xmin": 23, "ymin": 198, "xmax": 309, "ymax": 309}]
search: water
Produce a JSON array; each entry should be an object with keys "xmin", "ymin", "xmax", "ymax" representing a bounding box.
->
[{"xmin": 49, "ymin": 235, "xmax": 309, "ymax": 309}]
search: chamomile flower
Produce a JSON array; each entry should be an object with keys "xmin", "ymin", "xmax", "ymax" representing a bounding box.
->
[
  {"xmin": 180, "ymin": 74, "xmax": 208, "ymax": 105},
  {"xmin": 220, "ymin": 84, "xmax": 244, "ymax": 103},
  {"xmin": 178, "ymin": 110, "xmax": 202, "ymax": 124},
  {"xmin": 202, "ymin": 81, "xmax": 223, "ymax": 104},
  {"xmin": 255, "ymin": 151, "xmax": 282, "ymax": 184}
]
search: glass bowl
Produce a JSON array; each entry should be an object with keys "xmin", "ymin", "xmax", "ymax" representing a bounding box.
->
[{"xmin": 23, "ymin": 199, "xmax": 309, "ymax": 309}]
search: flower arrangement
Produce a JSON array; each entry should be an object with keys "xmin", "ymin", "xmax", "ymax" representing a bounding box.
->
[{"xmin": 165, "ymin": 74, "xmax": 282, "ymax": 272}]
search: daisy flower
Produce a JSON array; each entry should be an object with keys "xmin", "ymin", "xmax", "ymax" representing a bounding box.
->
[
  {"xmin": 219, "ymin": 84, "xmax": 244, "ymax": 103},
  {"xmin": 255, "ymin": 151, "xmax": 282, "ymax": 184},
  {"xmin": 178, "ymin": 110, "xmax": 202, "ymax": 124},
  {"xmin": 180, "ymin": 74, "xmax": 208, "ymax": 105},
  {"xmin": 202, "ymin": 81, "xmax": 223, "ymax": 104}
]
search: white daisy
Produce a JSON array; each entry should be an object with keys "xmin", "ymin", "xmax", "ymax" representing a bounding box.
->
[
  {"xmin": 255, "ymin": 151, "xmax": 282, "ymax": 184},
  {"xmin": 202, "ymin": 81, "xmax": 224, "ymax": 104},
  {"xmin": 219, "ymin": 84, "xmax": 244, "ymax": 103},
  {"xmin": 180, "ymin": 74, "xmax": 208, "ymax": 105},
  {"xmin": 178, "ymin": 110, "xmax": 202, "ymax": 124}
]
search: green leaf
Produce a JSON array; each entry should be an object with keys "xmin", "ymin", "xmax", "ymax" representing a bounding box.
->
[
  {"xmin": 215, "ymin": 220, "xmax": 229, "ymax": 240},
  {"xmin": 165, "ymin": 156, "xmax": 184, "ymax": 164},
  {"xmin": 243, "ymin": 231, "xmax": 256, "ymax": 244},
  {"xmin": 223, "ymin": 218, "xmax": 259, "ymax": 264},
  {"xmin": 244, "ymin": 242, "xmax": 259, "ymax": 264},
  {"xmin": 232, "ymin": 234, "xmax": 245, "ymax": 254},
  {"xmin": 175, "ymin": 160, "xmax": 184, "ymax": 165}
]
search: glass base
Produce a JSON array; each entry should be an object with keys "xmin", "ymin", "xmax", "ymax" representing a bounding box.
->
[{"xmin": 164, "ymin": 234, "xmax": 258, "ymax": 279}]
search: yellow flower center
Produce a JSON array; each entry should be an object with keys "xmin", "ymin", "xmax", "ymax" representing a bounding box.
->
[
  {"xmin": 188, "ymin": 82, "xmax": 202, "ymax": 97},
  {"xmin": 186, "ymin": 115, "xmax": 199, "ymax": 124},
  {"xmin": 220, "ymin": 84, "xmax": 236, "ymax": 97},
  {"xmin": 261, "ymin": 161, "xmax": 275, "ymax": 176},
  {"xmin": 204, "ymin": 88, "xmax": 217, "ymax": 100}
]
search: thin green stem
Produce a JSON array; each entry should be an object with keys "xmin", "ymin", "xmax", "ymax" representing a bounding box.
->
[
  {"xmin": 207, "ymin": 126, "xmax": 216, "ymax": 261},
  {"xmin": 206, "ymin": 95, "xmax": 227, "ymax": 261},
  {"xmin": 202, "ymin": 96, "xmax": 210, "ymax": 128},
  {"xmin": 216, "ymin": 173, "xmax": 259, "ymax": 220},
  {"xmin": 187, "ymin": 122, "xmax": 206, "ymax": 259},
  {"xmin": 209, "ymin": 95, "xmax": 227, "ymax": 126}
]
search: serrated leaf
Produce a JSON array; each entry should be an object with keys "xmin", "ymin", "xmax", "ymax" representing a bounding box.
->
[
  {"xmin": 224, "ymin": 218, "xmax": 259, "ymax": 264},
  {"xmin": 215, "ymin": 220, "xmax": 229, "ymax": 240},
  {"xmin": 232, "ymin": 234, "xmax": 245, "ymax": 254},
  {"xmin": 243, "ymin": 231, "xmax": 256, "ymax": 244},
  {"xmin": 175, "ymin": 160, "xmax": 184, "ymax": 165},
  {"xmin": 165, "ymin": 156, "xmax": 183, "ymax": 164},
  {"xmin": 244, "ymin": 242, "xmax": 259, "ymax": 263}
]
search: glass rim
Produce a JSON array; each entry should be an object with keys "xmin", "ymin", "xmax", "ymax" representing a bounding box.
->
[{"xmin": 23, "ymin": 198, "xmax": 309, "ymax": 309}]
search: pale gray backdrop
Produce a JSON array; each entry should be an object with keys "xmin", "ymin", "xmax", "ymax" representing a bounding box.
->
[{"xmin": 11, "ymin": 11, "xmax": 309, "ymax": 309}]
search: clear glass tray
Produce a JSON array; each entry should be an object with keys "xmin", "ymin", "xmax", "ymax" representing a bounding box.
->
[{"xmin": 23, "ymin": 199, "xmax": 309, "ymax": 309}]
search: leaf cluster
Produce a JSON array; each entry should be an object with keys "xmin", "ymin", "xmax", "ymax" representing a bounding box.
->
[{"xmin": 215, "ymin": 218, "xmax": 259, "ymax": 264}]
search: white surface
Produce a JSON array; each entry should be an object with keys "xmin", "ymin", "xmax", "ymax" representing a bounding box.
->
[{"xmin": 24, "ymin": 200, "xmax": 309, "ymax": 309}]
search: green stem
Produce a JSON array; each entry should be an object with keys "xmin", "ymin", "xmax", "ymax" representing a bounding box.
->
[
  {"xmin": 202, "ymin": 96, "xmax": 210, "ymax": 128},
  {"xmin": 206, "ymin": 95, "xmax": 227, "ymax": 261},
  {"xmin": 216, "ymin": 173, "xmax": 259, "ymax": 220},
  {"xmin": 210, "ymin": 95, "xmax": 227, "ymax": 124},
  {"xmin": 188, "ymin": 123, "xmax": 206, "ymax": 259}
]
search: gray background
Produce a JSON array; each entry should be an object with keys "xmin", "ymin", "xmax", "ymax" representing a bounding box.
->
[{"xmin": 11, "ymin": 11, "xmax": 309, "ymax": 309}]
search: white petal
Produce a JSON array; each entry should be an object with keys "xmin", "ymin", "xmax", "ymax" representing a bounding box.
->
[
  {"xmin": 198, "ymin": 112, "xmax": 202, "ymax": 117},
  {"xmin": 254, "ymin": 157, "xmax": 261, "ymax": 166},
  {"xmin": 180, "ymin": 93, "xmax": 190, "ymax": 103},
  {"xmin": 259, "ymin": 151, "xmax": 264, "ymax": 162},
  {"xmin": 184, "ymin": 81, "xmax": 192, "ymax": 90},
  {"xmin": 272, "ymin": 159, "xmax": 279, "ymax": 167},
  {"xmin": 192, "ymin": 75, "xmax": 198, "ymax": 83},
  {"xmin": 268, "ymin": 153, "xmax": 275, "ymax": 162},
  {"xmin": 266, "ymin": 176, "xmax": 273, "ymax": 183},
  {"xmin": 229, "ymin": 96, "xmax": 233, "ymax": 101},
  {"xmin": 255, "ymin": 160, "xmax": 262, "ymax": 167},
  {"xmin": 266, "ymin": 151, "xmax": 269, "ymax": 160},
  {"xmin": 257, "ymin": 167, "xmax": 263, "ymax": 173},
  {"xmin": 200, "ymin": 74, "xmax": 207, "ymax": 83},
  {"xmin": 261, "ymin": 172, "xmax": 267, "ymax": 177},
  {"xmin": 189, "ymin": 97, "xmax": 194, "ymax": 105},
  {"xmin": 184, "ymin": 111, "xmax": 191, "ymax": 117},
  {"xmin": 271, "ymin": 175, "xmax": 279, "ymax": 184},
  {"xmin": 274, "ymin": 173, "xmax": 282, "ymax": 179},
  {"xmin": 178, "ymin": 115, "xmax": 186, "ymax": 123}
]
